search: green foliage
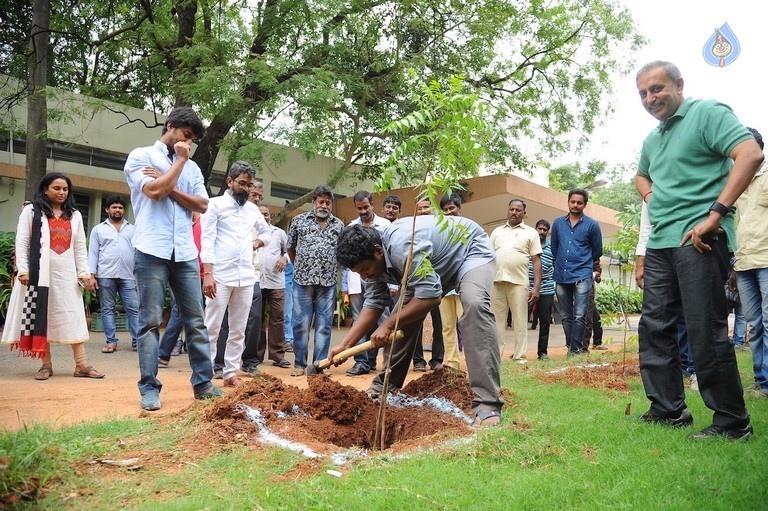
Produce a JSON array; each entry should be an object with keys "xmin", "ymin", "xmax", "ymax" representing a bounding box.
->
[
  {"xmin": 595, "ymin": 279, "xmax": 643, "ymax": 314},
  {"xmin": 0, "ymin": 231, "xmax": 16, "ymax": 319},
  {"xmin": 591, "ymin": 180, "xmax": 640, "ymax": 213},
  {"xmin": 548, "ymin": 161, "xmax": 601, "ymax": 192},
  {"xmin": 1, "ymin": 0, "xmax": 645, "ymax": 221}
]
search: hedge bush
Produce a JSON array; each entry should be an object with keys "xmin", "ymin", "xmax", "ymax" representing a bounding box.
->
[{"xmin": 595, "ymin": 280, "xmax": 643, "ymax": 314}]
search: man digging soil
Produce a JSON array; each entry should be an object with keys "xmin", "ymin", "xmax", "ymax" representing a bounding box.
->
[{"xmin": 329, "ymin": 216, "xmax": 504, "ymax": 427}]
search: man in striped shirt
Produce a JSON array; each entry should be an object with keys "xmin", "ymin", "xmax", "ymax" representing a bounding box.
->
[{"xmin": 528, "ymin": 220, "xmax": 555, "ymax": 360}]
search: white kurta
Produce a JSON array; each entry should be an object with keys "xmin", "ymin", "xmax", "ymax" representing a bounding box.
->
[{"xmin": 1, "ymin": 205, "xmax": 90, "ymax": 345}]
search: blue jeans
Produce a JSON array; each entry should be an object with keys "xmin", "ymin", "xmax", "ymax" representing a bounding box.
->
[
  {"xmin": 134, "ymin": 251, "xmax": 213, "ymax": 396},
  {"xmin": 555, "ymin": 279, "xmax": 592, "ymax": 353},
  {"xmin": 97, "ymin": 277, "xmax": 140, "ymax": 346},
  {"xmin": 731, "ymin": 304, "xmax": 747, "ymax": 346},
  {"xmin": 677, "ymin": 317, "xmax": 695, "ymax": 376},
  {"xmin": 291, "ymin": 283, "xmax": 335, "ymax": 369},
  {"xmin": 737, "ymin": 268, "xmax": 768, "ymax": 390},
  {"xmin": 284, "ymin": 263, "xmax": 294, "ymax": 344},
  {"xmin": 159, "ymin": 289, "xmax": 206, "ymax": 360}
]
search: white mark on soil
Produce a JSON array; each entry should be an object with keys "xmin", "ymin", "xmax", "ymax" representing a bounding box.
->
[
  {"xmin": 548, "ymin": 363, "xmax": 612, "ymax": 374},
  {"xmin": 388, "ymin": 394, "xmax": 473, "ymax": 424}
]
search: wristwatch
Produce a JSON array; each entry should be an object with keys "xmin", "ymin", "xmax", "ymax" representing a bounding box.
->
[{"xmin": 709, "ymin": 201, "xmax": 730, "ymax": 216}]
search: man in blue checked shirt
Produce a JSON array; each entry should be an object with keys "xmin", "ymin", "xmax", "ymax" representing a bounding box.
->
[
  {"xmin": 88, "ymin": 195, "xmax": 139, "ymax": 354},
  {"xmin": 550, "ymin": 188, "xmax": 602, "ymax": 356}
]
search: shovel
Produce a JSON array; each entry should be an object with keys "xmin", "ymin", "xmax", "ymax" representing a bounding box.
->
[{"xmin": 306, "ymin": 330, "xmax": 405, "ymax": 376}]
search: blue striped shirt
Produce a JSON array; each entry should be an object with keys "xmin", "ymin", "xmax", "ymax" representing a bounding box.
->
[{"xmin": 529, "ymin": 240, "xmax": 554, "ymax": 295}]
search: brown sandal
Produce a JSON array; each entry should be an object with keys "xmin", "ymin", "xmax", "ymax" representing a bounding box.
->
[
  {"xmin": 73, "ymin": 366, "xmax": 105, "ymax": 379},
  {"xmin": 35, "ymin": 366, "xmax": 53, "ymax": 380}
]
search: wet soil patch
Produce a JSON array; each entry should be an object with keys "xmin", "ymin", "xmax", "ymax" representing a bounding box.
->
[
  {"xmin": 537, "ymin": 359, "xmax": 641, "ymax": 392},
  {"xmin": 204, "ymin": 373, "xmax": 474, "ymax": 452}
]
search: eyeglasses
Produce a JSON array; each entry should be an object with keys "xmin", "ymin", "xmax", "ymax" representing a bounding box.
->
[{"xmin": 235, "ymin": 180, "xmax": 253, "ymax": 189}]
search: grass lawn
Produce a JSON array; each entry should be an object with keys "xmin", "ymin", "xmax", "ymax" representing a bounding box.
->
[{"xmin": 2, "ymin": 348, "xmax": 766, "ymax": 510}]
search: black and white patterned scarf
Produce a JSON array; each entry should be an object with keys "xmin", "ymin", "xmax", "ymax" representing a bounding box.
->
[{"xmin": 15, "ymin": 204, "xmax": 50, "ymax": 358}]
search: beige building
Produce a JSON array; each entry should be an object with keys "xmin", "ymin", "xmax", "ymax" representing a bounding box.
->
[{"xmin": 334, "ymin": 174, "xmax": 623, "ymax": 238}]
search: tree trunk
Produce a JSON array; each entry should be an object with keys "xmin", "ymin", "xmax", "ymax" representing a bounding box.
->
[{"xmin": 25, "ymin": 0, "xmax": 50, "ymax": 200}]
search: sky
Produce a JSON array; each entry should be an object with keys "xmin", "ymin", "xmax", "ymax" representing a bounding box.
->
[{"xmin": 570, "ymin": 0, "xmax": 767, "ymax": 173}]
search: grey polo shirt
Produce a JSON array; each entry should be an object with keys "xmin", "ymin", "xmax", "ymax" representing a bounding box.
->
[{"xmin": 363, "ymin": 215, "xmax": 495, "ymax": 310}]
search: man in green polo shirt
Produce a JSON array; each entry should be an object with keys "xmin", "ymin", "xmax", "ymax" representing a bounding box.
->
[{"xmin": 634, "ymin": 60, "xmax": 763, "ymax": 440}]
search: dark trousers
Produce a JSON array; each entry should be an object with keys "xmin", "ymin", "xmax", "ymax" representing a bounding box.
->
[
  {"xmin": 413, "ymin": 307, "xmax": 444, "ymax": 368},
  {"xmin": 371, "ymin": 262, "xmax": 503, "ymax": 414},
  {"xmin": 535, "ymin": 294, "xmax": 555, "ymax": 357},
  {"xmin": 638, "ymin": 240, "xmax": 749, "ymax": 428},
  {"xmin": 258, "ymin": 288, "xmax": 286, "ymax": 362},
  {"xmin": 215, "ymin": 283, "xmax": 263, "ymax": 370},
  {"xmin": 582, "ymin": 295, "xmax": 603, "ymax": 348}
]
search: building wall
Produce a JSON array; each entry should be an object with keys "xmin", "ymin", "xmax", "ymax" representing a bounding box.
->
[{"xmin": 0, "ymin": 83, "xmax": 370, "ymax": 233}]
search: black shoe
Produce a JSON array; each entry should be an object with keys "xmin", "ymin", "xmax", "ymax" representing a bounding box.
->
[
  {"xmin": 346, "ymin": 362, "xmax": 369, "ymax": 376},
  {"xmin": 413, "ymin": 363, "xmax": 427, "ymax": 372},
  {"xmin": 241, "ymin": 364, "xmax": 260, "ymax": 375},
  {"xmin": 689, "ymin": 423, "xmax": 753, "ymax": 440},
  {"xmin": 640, "ymin": 409, "xmax": 694, "ymax": 427}
]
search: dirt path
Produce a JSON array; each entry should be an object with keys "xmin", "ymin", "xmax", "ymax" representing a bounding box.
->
[
  {"xmin": 0, "ymin": 322, "xmax": 616, "ymax": 430},
  {"xmin": 0, "ymin": 328, "xmax": 446, "ymax": 430}
]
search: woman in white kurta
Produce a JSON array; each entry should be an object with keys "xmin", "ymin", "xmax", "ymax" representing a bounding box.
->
[{"xmin": 1, "ymin": 173, "xmax": 104, "ymax": 380}]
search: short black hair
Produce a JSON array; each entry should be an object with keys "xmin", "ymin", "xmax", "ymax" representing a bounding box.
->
[
  {"xmin": 747, "ymin": 127, "xmax": 764, "ymax": 150},
  {"xmin": 227, "ymin": 160, "xmax": 256, "ymax": 180},
  {"xmin": 439, "ymin": 194, "xmax": 462, "ymax": 209},
  {"xmin": 568, "ymin": 188, "xmax": 589, "ymax": 203},
  {"xmin": 337, "ymin": 224, "xmax": 381, "ymax": 269},
  {"xmin": 312, "ymin": 184, "xmax": 334, "ymax": 202},
  {"xmin": 163, "ymin": 106, "xmax": 205, "ymax": 140},
  {"xmin": 383, "ymin": 195, "xmax": 402, "ymax": 208},
  {"xmin": 535, "ymin": 219, "xmax": 550, "ymax": 229},
  {"xmin": 353, "ymin": 190, "xmax": 373, "ymax": 204},
  {"xmin": 508, "ymin": 198, "xmax": 526, "ymax": 210},
  {"xmin": 104, "ymin": 195, "xmax": 126, "ymax": 208}
]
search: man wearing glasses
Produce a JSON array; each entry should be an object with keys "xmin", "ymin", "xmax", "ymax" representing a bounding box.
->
[{"xmin": 200, "ymin": 162, "xmax": 271, "ymax": 388}]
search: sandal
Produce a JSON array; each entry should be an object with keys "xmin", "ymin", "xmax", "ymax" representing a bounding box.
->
[
  {"xmin": 35, "ymin": 366, "xmax": 53, "ymax": 381},
  {"xmin": 101, "ymin": 344, "xmax": 117, "ymax": 353},
  {"xmin": 158, "ymin": 357, "xmax": 170, "ymax": 368},
  {"xmin": 472, "ymin": 409, "xmax": 501, "ymax": 428},
  {"xmin": 272, "ymin": 358, "xmax": 291, "ymax": 368},
  {"xmin": 290, "ymin": 368, "xmax": 305, "ymax": 377},
  {"xmin": 73, "ymin": 366, "xmax": 105, "ymax": 379}
]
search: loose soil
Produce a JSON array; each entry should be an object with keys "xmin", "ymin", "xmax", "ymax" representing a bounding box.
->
[
  {"xmin": 537, "ymin": 358, "xmax": 641, "ymax": 392},
  {"xmin": 203, "ymin": 370, "xmax": 474, "ymax": 453}
]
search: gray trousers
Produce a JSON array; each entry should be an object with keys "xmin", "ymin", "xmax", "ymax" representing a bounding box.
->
[
  {"xmin": 370, "ymin": 261, "xmax": 503, "ymax": 415},
  {"xmin": 639, "ymin": 240, "xmax": 749, "ymax": 428}
]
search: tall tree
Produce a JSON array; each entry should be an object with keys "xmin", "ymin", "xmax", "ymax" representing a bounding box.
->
[
  {"xmin": 2, "ymin": 0, "xmax": 645, "ymax": 217},
  {"xmin": 25, "ymin": 0, "xmax": 50, "ymax": 200}
]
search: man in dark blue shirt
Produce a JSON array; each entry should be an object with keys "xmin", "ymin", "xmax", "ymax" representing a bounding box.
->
[{"xmin": 550, "ymin": 189, "xmax": 603, "ymax": 355}]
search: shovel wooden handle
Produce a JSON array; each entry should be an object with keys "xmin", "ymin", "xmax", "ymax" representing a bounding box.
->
[{"xmin": 314, "ymin": 329, "xmax": 405, "ymax": 371}]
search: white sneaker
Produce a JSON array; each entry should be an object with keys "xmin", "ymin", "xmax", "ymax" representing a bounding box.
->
[
  {"xmin": 515, "ymin": 359, "xmax": 528, "ymax": 365},
  {"xmin": 690, "ymin": 374, "xmax": 699, "ymax": 392}
]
